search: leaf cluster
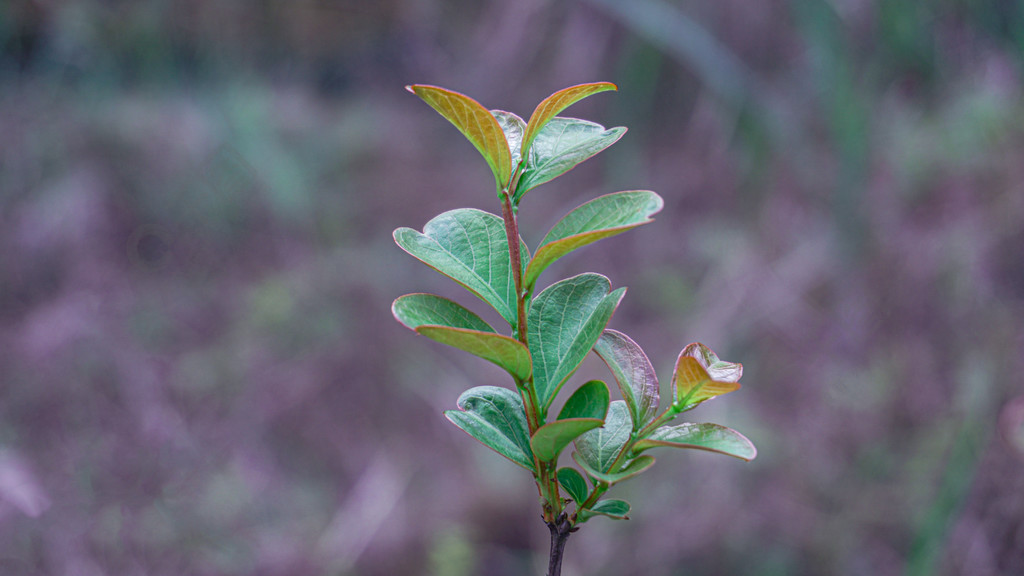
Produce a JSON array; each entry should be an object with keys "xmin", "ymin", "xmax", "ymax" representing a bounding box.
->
[{"xmin": 393, "ymin": 83, "xmax": 755, "ymax": 528}]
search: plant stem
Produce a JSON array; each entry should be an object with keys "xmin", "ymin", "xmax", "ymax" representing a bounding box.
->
[
  {"xmin": 539, "ymin": 460, "xmax": 562, "ymax": 521},
  {"xmin": 576, "ymin": 482, "xmax": 610, "ymax": 517},
  {"xmin": 501, "ymin": 189, "xmax": 539, "ymax": 433},
  {"xmin": 500, "ymin": 189, "xmax": 563, "ymax": 523},
  {"xmin": 500, "ymin": 191, "xmax": 528, "ymax": 346},
  {"xmin": 637, "ymin": 404, "xmax": 681, "ymax": 438},
  {"xmin": 501, "ymin": 190, "xmax": 539, "ymax": 429},
  {"xmin": 546, "ymin": 513, "xmax": 574, "ymax": 576}
]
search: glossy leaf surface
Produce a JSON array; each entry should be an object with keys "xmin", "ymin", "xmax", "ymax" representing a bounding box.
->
[
  {"xmin": 528, "ymin": 274, "xmax": 626, "ymax": 409},
  {"xmin": 392, "ymin": 293, "xmax": 495, "ymax": 333},
  {"xmin": 532, "ymin": 418, "xmax": 605, "ymax": 462},
  {"xmin": 407, "ymin": 85, "xmax": 511, "ymax": 189},
  {"xmin": 392, "ymin": 294, "xmax": 531, "ymax": 380},
  {"xmin": 593, "ymin": 329, "xmax": 660, "ymax": 430},
  {"xmin": 444, "ymin": 386, "xmax": 535, "ymax": 471},
  {"xmin": 580, "ymin": 498, "xmax": 631, "ymax": 521},
  {"xmin": 516, "ymin": 118, "xmax": 627, "ymax": 200},
  {"xmin": 492, "ymin": 110, "xmax": 526, "ymax": 167},
  {"xmin": 557, "ymin": 380, "xmax": 611, "ymax": 421},
  {"xmin": 531, "ymin": 380, "xmax": 611, "ymax": 461},
  {"xmin": 418, "ymin": 327, "xmax": 531, "ymax": 381},
  {"xmin": 573, "ymin": 454, "xmax": 655, "ymax": 485},
  {"xmin": 684, "ymin": 342, "xmax": 743, "ymax": 382},
  {"xmin": 557, "ymin": 467, "xmax": 589, "ymax": 506},
  {"xmin": 525, "ymin": 191, "xmax": 663, "ymax": 290},
  {"xmin": 393, "ymin": 209, "xmax": 528, "ymax": 327},
  {"xmin": 573, "ymin": 400, "xmax": 631, "ymax": 475},
  {"xmin": 633, "ymin": 423, "xmax": 757, "ymax": 461},
  {"xmin": 672, "ymin": 343, "xmax": 742, "ymax": 410},
  {"xmin": 521, "ymin": 82, "xmax": 617, "ymax": 159}
]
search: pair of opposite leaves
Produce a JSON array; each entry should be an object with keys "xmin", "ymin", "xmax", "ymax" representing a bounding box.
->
[{"xmin": 407, "ymin": 82, "xmax": 624, "ymax": 200}]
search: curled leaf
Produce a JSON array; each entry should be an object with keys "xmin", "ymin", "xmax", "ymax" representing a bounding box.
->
[
  {"xmin": 684, "ymin": 342, "xmax": 743, "ymax": 382},
  {"xmin": 672, "ymin": 343, "xmax": 742, "ymax": 411}
]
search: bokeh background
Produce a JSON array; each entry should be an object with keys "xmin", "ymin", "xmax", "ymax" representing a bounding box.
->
[{"xmin": 2, "ymin": 1, "xmax": 1024, "ymax": 574}]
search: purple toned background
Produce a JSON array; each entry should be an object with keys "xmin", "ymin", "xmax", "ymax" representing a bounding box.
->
[{"xmin": 2, "ymin": 1, "xmax": 1023, "ymax": 574}]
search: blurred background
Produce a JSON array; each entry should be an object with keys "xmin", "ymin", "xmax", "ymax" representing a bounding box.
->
[{"xmin": 2, "ymin": 0, "xmax": 1023, "ymax": 574}]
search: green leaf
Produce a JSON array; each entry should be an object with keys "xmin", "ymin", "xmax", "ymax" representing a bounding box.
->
[
  {"xmin": 573, "ymin": 400, "xmax": 632, "ymax": 474},
  {"xmin": 417, "ymin": 327, "xmax": 531, "ymax": 382},
  {"xmin": 633, "ymin": 423, "xmax": 757, "ymax": 461},
  {"xmin": 558, "ymin": 380, "xmax": 611, "ymax": 421},
  {"xmin": 593, "ymin": 329, "xmax": 660, "ymax": 430},
  {"xmin": 530, "ymin": 380, "xmax": 611, "ymax": 461},
  {"xmin": 573, "ymin": 453, "xmax": 655, "ymax": 485},
  {"xmin": 392, "ymin": 293, "xmax": 495, "ymax": 333},
  {"xmin": 392, "ymin": 294, "xmax": 532, "ymax": 381},
  {"xmin": 579, "ymin": 498, "xmax": 631, "ymax": 522},
  {"xmin": 521, "ymin": 82, "xmax": 618, "ymax": 160},
  {"xmin": 492, "ymin": 110, "xmax": 527, "ymax": 167},
  {"xmin": 531, "ymin": 418, "xmax": 604, "ymax": 462},
  {"xmin": 444, "ymin": 386, "xmax": 535, "ymax": 472},
  {"xmin": 672, "ymin": 343, "xmax": 742, "ymax": 410},
  {"xmin": 393, "ymin": 209, "xmax": 528, "ymax": 327},
  {"xmin": 528, "ymin": 274, "xmax": 626, "ymax": 409},
  {"xmin": 684, "ymin": 342, "xmax": 743, "ymax": 382},
  {"xmin": 407, "ymin": 84, "xmax": 512, "ymax": 190},
  {"xmin": 524, "ymin": 191, "xmax": 663, "ymax": 290},
  {"xmin": 557, "ymin": 467, "xmax": 589, "ymax": 506},
  {"xmin": 515, "ymin": 118, "xmax": 627, "ymax": 200}
]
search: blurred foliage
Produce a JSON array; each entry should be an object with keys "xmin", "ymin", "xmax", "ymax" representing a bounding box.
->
[{"xmin": 1, "ymin": 0, "xmax": 1023, "ymax": 575}]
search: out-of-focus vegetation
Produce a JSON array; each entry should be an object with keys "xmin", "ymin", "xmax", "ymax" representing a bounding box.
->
[{"xmin": 1, "ymin": 1, "xmax": 1022, "ymax": 575}]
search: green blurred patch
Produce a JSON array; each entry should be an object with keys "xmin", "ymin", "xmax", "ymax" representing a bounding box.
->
[
  {"xmin": 244, "ymin": 273, "xmax": 347, "ymax": 356},
  {"xmin": 428, "ymin": 524, "xmax": 476, "ymax": 576}
]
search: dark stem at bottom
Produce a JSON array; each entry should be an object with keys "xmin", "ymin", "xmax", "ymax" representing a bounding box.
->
[{"xmin": 546, "ymin": 513, "xmax": 574, "ymax": 576}]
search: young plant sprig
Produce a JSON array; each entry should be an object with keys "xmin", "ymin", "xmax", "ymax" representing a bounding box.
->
[{"xmin": 392, "ymin": 83, "xmax": 756, "ymax": 575}]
